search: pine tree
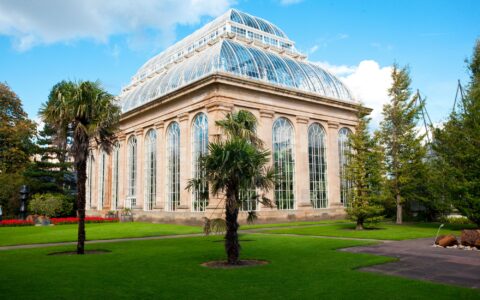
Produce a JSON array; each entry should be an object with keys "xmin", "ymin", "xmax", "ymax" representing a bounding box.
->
[
  {"xmin": 434, "ymin": 40, "xmax": 480, "ymax": 226},
  {"xmin": 379, "ymin": 65, "xmax": 427, "ymax": 224},
  {"xmin": 24, "ymin": 123, "xmax": 75, "ymax": 195},
  {"xmin": 345, "ymin": 109, "xmax": 385, "ymax": 230}
]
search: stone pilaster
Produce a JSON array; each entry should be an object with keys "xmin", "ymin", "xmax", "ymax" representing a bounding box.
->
[
  {"xmin": 205, "ymin": 103, "xmax": 233, "ymax": 213},
  {"xmin": 155, "ymin": 122, "xmax": 165, "ymax": 210},
  {"xmin": 258, "ymin": 109, "xmax": 275, "ymax": 209},
  {"xmin": 327, "ymin": 121, "xmax": 341, "ymax": 208},
  {"xmin": 117, "ymin": 133, "xmax": 127, "ymax": 209},
  {"xmin": 295, "ymin": 116, "xmax": 311, "ymax": 209},
  {"xmin": 134, "ymin": 128, "xmax": 144, "ymax": 210},
  {"xmin": 178, "ymin": 113, "xmax": 191, "ymax": 211}
]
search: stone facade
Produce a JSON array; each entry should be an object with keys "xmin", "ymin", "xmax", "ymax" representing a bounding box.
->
[
  {"xmin": 85, "ymin": 9, "xmax": 364, "ymax": 225},
  {"xmin": 86, "ymin": 73, "xmax": 360, "ymax": 224}
]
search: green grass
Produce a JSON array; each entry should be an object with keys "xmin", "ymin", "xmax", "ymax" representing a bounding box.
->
[
  {"xmin": 0, "ymin": 222, "xmax": 202, "ymax": 246},
  {"xmin": 0, "ymin": 235, "xmax": 477, "ymax": 299},
  {"xmin": 261, "ymin": 222, "xmax": 474, "ymax": 240},
  {"xmin": 240, "ymin": 219, "xmax": 348, "ymax": 230}
]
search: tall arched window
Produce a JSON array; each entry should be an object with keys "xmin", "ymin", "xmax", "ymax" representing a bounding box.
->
[
  {"xmin": 273, "ymin": 117, "xmax": 295, "ymax": 210},
  {"xmin": 338, "ymin": 127, "xmax": 352, "ymax": 206},
  {"xmin": 166, "ymin": 122, "xmax": 180, "ymax": 211},
  {"xmin": 192, "ymin": 113, "xmax": 208, "ymax": 212},
  {"xmin": 144, "ymin": 129, "xmax": 157, "ymax": 211},
  {"xmin": 308, "ymin": 123, "xmax": 328, "ymax": 208},
  {"xmin": 86, "ymin": 152, "xmax": 94, "ymax": 209},
  {"xmin": 127, "ymin": 135, "xmax": 137, "ymax": 208},
  {"xmin": 98, "ymin": 149, "xmax": 106, "ymax": 210},
  {"xmin": 111, "ymin": 142, "xmax": 120, "ymax": 210}
]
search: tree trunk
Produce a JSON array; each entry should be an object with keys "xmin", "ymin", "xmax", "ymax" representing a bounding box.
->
[
  {"xmin": 225, "ymin": 188, "xmax": 239, "ymax": 265},
  {"xmin": 396, "ymin": 193, "xmax": 402, "ymax": 224},
  {"xmin": 356, "ymin": 220, "xmax": 364, "ymax": 230},
  {"xmin": 76, "ymin": 155, "xmax": 87, "ymax": 254}
]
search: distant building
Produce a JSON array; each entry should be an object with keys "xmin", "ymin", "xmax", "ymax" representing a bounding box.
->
[{"xmin": 86, "ymin": 9, "xmax": 363, "ymax": 223}]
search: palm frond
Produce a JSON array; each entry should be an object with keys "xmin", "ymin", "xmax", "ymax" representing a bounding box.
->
[
  {"xmin": 203, "ymin": 217, "xmax": 226, "ymax": 235},
  {"xmin": 246, "ymin": 211, "xmax": 258, "ymax": 224}
]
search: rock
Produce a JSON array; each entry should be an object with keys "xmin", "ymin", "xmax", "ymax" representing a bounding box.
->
[
  {"xmin": 460, "ymin": 229, "xmax": 480, "ymax": 247},
  {"xmin": 436, "ymin": 234, "xmax": 458, "ymax": 247}
]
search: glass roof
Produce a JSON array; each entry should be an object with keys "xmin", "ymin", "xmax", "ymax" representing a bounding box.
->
[
  {"xmin": 229, "ymin": 9, "xmax": 287, "ymax": 39},
  {"xmin": 119, "ymin": 39, "xmax": 354, "ymax": 112}
]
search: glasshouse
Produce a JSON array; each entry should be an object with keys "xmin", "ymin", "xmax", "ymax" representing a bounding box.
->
[{"xmin": 86, "ymin": 9, "xmax": 364, "ymax": 223}]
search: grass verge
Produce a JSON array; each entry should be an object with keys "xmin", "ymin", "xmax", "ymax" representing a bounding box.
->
[{"xmin": 0, "ymin": 235, "xmax": 477, "ymax": 299}]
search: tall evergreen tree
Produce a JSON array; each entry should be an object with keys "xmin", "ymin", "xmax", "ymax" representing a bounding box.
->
[
  {"xmin": 345, "ymin": 109, "xmax": 385, "ymax": 230},
  {"xmin": 379, "ymin": 65, "xmax": 427, "ymax": 224},
  {"xmin": 24, "ymin": 123, "xmax": 75, "ymax": 196},
  {"xmin": 434, "ymin": 40, "xmax": 480, "ymax": 226}
]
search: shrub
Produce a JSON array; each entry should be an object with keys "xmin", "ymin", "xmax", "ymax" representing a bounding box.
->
[
  {"xmin": 0, "ymin": 219, "xmax": 34, "ymax": 227},
  {"xmin": 28, "ymin": 193, "xmax": 73, "ymax": 217},
  {"xmin": 438, "ymin": 216, "xmax": 474, "ymax": 225}
]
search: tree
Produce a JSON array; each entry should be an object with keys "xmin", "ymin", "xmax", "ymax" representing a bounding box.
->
[
  {"xmin": 188, "ymin": 110, "xmax": 275, "ymax": 265},
  {"xmin": 40, "ymin": 80, "xmax": 120, "ymax": 254},
  {"xmin": 379, "ymin": 65, "xmax": 427, "ymax": 224},
  {"xmin": 0, "ymin": 82, "xmax": 36, "ymax": 217},
  {"xmin": 345, "ymin": 110, "xmax": 385, "ymax": 230},
  {"xmin": 433, "ymin": 40, "xmax": 480, "ymax": 226},
  {"xmin": 0, "ymin": 82, "xmax": 36, "ymax": 174},
  {"xmin": 24, "ymin": 122, "xmax": 76, "ymax": 197}
]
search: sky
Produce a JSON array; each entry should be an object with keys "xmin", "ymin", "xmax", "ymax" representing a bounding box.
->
[{"xmin": 0, "ymin": 0, "xmax": 479, "ymax": 128}]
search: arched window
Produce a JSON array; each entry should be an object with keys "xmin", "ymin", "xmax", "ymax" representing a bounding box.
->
[
  {"xmin": 144, "ymin": 129, "xmax": 157, "ymax": 211},
  {"xmin": 86, "ymin": 152, "xmax": 94, "ymax": 209},
  {"xmin": 192, "ymin": 113, "xmax": 208, "ymax": 212},
  {"xmin": 127, "ymin": 135, "xmax": 137, "ymax": 208},
  {"xmin": 308, "ymin": 123, "xmax": 328, "ymax": 208},
  {"xmin": 98, "ymin": 149, "xmax": 107, "ymax": 210},
  {"xmin": 338, "ymin": 127, "xmax": 352, "ymax": 206},
  {"xmin": 273, "ymin": 117, "xmax": 295, "ymax": 210},
  {"xmin": 166, "ymin": 122, "xmax": 180, "ymax": 211},
  {"xmin": 111, "ymin": 142, "xmax": 120, "ymax": 210}
]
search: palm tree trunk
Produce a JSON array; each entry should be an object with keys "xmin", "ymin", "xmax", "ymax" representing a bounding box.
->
[
  {"xmin": 225, "ymin": 188, "xmax": 239, "ymax": 265},
  {"xmin": 76, "ymin": 155, "xmax": 87, "ymax": 254}
]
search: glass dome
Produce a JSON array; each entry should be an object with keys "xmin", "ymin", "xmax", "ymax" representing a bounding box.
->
[
  {"xmin": 229, "ymin": 9, "xmax": 287, "ymax": 39},
  {"xmin": 120, "ymin": 39, "xmax": 354, "ymax": 112}
]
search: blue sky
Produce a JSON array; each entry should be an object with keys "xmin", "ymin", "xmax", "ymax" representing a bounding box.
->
[{"xmin": 0, "ymin": 0, "xmax": 479, "ymax": 126}]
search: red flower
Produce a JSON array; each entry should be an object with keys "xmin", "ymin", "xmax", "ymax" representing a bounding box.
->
[
  {"xmin": 50, "ymin": 217, "xmax": 119, "ymax": 225},
  {"xmin": 0, "ymin": 219, "xmax": 34, "ymax": 227}
]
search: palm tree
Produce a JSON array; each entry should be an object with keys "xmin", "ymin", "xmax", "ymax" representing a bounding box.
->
[
  {"xmin": 188, "ymin": 110, "xmax": 275, "ymax": 265},
  {"xmin": 40, "ymin": 80, "xmax": 120, "ymax": 254}
]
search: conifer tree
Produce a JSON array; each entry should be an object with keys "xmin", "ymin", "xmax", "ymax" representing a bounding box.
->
[
  {"xmin": 379, "ymin": 65, "xmax": 426, "ymax": 224},
  {"xmin": 24, "ymin": 123, "xmax": 75, "ymax": 195},
  {"xmin": 434, "ymin": 40, "xmax": 480, "ymax": 226},
  {"xmin": 345, "ymin": 109, "xmax": 385, "ymax": 230}
]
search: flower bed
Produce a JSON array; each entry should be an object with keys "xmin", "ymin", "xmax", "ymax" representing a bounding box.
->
[
  {"xmin": 50, "ymin": 217, "xmax": 119, "ymax": 225},
  {"xmin": 0, "ymin": 219, "xmax": 35, "ymax": 227}
]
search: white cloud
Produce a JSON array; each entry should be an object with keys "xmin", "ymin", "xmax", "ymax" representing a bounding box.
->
[
  {"xmin": 308, "ymin": 45, "xmax": 319, "ymax": 54},
  {"xmin": 319, "ymin": 60, "xmax": 393, "ymax": 127},
  {"xmin": 0, "ymin": 0, "xmax": 234, "ymax": 51},
  {"xmin": 279, "ymin": 0, "xmax": 303, "ymax": 5}
]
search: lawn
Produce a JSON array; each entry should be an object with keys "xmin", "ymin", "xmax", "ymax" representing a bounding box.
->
[
  {"xmin": 239, "ymin": 218, "xmax": 348, "ymax": 230},
  {"xmin": 0, "ymin": 235, "xmax": 477, "ymax": 299},
  {"xmin": 261, "ymin": 222, "xmax": 475, "ymax": 240},
  {"xmin": 0, "ymin": 222, "xmax": 202, "ymax": 246}
]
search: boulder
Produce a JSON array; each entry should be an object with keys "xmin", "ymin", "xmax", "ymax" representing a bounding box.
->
[
  {"xmin": 436, "ymin": 234, "xmax": 458, "ymax": 247},
  {"xmin": 460, "ymin": 229, "xmax": 480, "ymax": 247}
]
